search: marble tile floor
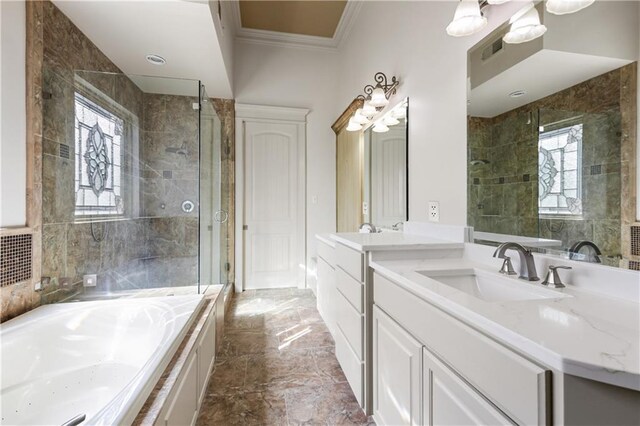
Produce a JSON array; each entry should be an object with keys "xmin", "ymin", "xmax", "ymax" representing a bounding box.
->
[{"xmin": 197, "ymin": 288, "xmax": 375, "ymax": 426}]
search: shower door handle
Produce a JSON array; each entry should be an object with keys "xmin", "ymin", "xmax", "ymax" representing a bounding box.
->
[{"xmin": 214, "ymin": 210, "xmax": 229, "ymax": 223}]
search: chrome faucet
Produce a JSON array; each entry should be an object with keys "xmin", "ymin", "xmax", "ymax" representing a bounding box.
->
[
  {"xmin": 568, "ymin": 240, "xmax": 602, "ymax": 263},
  {"xmin": 493, "ymin": 242, "xmax": 539, "ymax": 281},
  {"xmin": 359, "ymin": 222, "xmax": 379, "ymax": 233}
]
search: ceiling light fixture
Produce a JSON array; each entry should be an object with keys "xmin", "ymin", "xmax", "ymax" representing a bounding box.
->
[
  {"xmin": 146, "ymin": 54, "xmax": 166, "ymax": 65},
  {"xmin": 503, "ymin": 3, "xmax": 546, "ymax": 44},
  {"xmin": 546, "ymin": 0, "xmax": 594, "ymax": 15},
  {"xmin": 446, "ymin": 0, "xmax": 487, "ymax": 37}
]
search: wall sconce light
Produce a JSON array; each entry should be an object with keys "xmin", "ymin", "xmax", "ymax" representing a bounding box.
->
[
  {"xmin": 356, "ymin": 72, "xmax": 399, "ymax": 110},
  {"xmin": 446, "ymin": 0, "xmax": 487, "ymax": 37},
  {"xmin": 447, "ymin": 0, "xmax": 593, "ymax": 41},
  {"xmin": 503, "ymin": 3, "xmax": 547, "ymax": 44},
  {"xmin": 347, "ymin": 72, "xmax": 400, "ymax": 132}
]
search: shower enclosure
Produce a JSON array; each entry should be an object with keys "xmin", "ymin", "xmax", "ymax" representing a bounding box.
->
[{"xmin": 40, "ymin": 69, "xmax": 229, "ymax": 301}]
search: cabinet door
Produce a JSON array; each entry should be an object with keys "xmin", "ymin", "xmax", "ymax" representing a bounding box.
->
[
  {"xmin": 317, "ymin": 257, "xmax": 336, "ymax": 335},
  {"xmin": 165, "ymin": 351, "xmax": 198, "ymax": 426},
  {"xmin": 422, "ymin": 347, "xmax": 514, "ymax": 426},
  {"xmin": 373, "ymin": 306, "xmax": 422, "ymax": 426}
]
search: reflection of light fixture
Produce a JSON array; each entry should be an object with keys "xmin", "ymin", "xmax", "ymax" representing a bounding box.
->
[
  {"xmin": 546, "ymin": 0, "xmax": 594, "ymax": 15},
  {"xmin": 509, "ymin": 90, "xmax": 526, "ymax": 98},
  {"xmin": 352, "ymin": 109, "xmax": 370, "ymax": 125},
  {"xmin": 446, "ymin": 0, "xmax": 487, "ymax": 37},
  {"xmin": 383, "ymin": 115, "xmax": 400, "ymax": 126},
  {"xmin": 373, "ymin": 122, "xmax": 389, "ymax": 133},
  {"xmin": 503, "ymin": 3, "xmax": 546, "ymax": 44},
  {"xmin": 392, "ymin": 107, "xmax": 406, "ymax": 119},
  {"xmin": 146, "ymin": 54, "xmax": 166, "ymax": 65},
  {"xmin": 346, "ymin": 118, "xmax": 362, "ymax": 132},
  {"xmin": 362, "ymin": 101, "xmax": 377, "ymax": 118}
]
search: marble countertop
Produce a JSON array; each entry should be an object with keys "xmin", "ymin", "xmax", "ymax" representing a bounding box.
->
[
  {"xmin": 329, "ymin": 232, "xmax": 464, "ymax": 251},
  {"xmin": 370, "ymin": 257, "xmax": 640, "ymax": 391}
]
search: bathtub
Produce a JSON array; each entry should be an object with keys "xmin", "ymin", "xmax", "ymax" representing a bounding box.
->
[{"xmin": 0, "ymin": 295, "xmax": 204, "ymax": 426}]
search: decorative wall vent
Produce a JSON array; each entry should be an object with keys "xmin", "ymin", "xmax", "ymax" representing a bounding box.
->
[
  {"xmin": 0, "ymin": 233, "xmax": 33, "ymax": 287},
  {"xmin": 59, "ymin": 143, "xmax": 70, "ymax": 159},
  {"xmin": 629, "ymin": 260, "xmax": 640, "ymax": 271},
  {"xmin": 631, "ymin": 226, "xmax": 640, "ymax": 256}
]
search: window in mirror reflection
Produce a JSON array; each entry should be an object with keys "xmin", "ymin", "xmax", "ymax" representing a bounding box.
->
[{"xmin": 538, "ymin": 123, "xmax": 583, "ymax": 216}]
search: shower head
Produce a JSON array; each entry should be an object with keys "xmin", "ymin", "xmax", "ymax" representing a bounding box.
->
[{"xmin": 470, "ymin": 159, "xmax": 490, "ymax": 166}]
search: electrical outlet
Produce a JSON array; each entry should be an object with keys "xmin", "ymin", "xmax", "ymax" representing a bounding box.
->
[
  {"xmin": 428, "ymin": 201, "xmax": 440, "ymax": 222},
  {"xmin": 83, "ymin": 274, "xmax": 97, "ymax": 287},
  {"xmin": 362, "ymin": 202, "xmax": 369, "ymax": 216}
]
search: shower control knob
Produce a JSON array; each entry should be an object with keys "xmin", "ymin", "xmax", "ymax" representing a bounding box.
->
[{"xmin": 181, "ymin": 200, "xmax": 195, "ymax": 213}]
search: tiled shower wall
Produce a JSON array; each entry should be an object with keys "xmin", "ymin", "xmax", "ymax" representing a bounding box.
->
[{"xmin": 468, "ymin": 63, "xmax": 637, "ymax": 267}]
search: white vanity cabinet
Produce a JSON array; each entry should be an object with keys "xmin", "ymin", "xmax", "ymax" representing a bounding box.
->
[
  {"xmin": 373, "ymin": 272, "xmax": 551, "ymax": 426},
  {"xmin": 372, "ymin": 306, "xmax": 422, "ymax": 426},
  {"xmin": 316, "ymin": 236, "xmax": 337, "ymax": 335}
]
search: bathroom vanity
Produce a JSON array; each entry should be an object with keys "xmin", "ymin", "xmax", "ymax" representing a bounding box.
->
[
  {"xmin": 317, "ymin": 229, "xmax": 640, "ymax": 425},
  {"xmin": 315, "ymin": 230, "xmax": 466, "ymax": 413}
]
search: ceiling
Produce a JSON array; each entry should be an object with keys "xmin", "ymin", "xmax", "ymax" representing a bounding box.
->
[
  {"xmin": 468, "ymin": 50, "xmax": 631, "ymax": 118},
  {"xmin": 52, "ymin": 0, "xmax": 232, "ymax": 98},
  {"xmin": 239, "ymin": 1, "xmax": 346, "ymax": 38}
]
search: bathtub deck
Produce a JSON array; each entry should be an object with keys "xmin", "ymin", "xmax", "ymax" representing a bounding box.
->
[{"xmin": 197, "ymin": 288, "xmax": 374, "ymax": 425}]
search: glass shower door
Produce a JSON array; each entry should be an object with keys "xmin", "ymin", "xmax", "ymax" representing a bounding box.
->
[{"xmin": 198, "ymin": 84, "xmax": 228, "ymax": 292}]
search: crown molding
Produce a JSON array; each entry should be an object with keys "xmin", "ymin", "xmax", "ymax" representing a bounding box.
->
[{"xmin": 232, "ymin": 0, "xmax": 362, "ymax": 51}]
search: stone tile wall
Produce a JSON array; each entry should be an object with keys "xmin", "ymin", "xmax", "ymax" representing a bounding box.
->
[{"xmin": 468, "ymin": 64, "xmax": 637, "ymax": 267}]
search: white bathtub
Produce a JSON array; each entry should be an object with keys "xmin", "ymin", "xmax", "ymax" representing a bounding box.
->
[{"xmin": 0, "ymin": 295, "xmax": 204, "ymax": 426}]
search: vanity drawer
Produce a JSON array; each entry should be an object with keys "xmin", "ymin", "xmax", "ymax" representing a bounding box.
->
[
  {"xmin": 335, "ymin": 323, "xmax": 364, "ymax": 406},
  {"xmin": 335, "ymin": 288, "xmax": 364, "ymax": 359},
  {"xmin": 335, "ymin": 243, "xmax": 364, "ymax": 282},
  {"xmin": 317, "ymin": 239, "xmax": 335, "ymax": 266},
  {"xmin": 336, "ymin": 266, "xmax": 364, "ymax": 313},
  {"xmin": 374, "ymin": 272, "xmax": 550, "ymax": 426}
]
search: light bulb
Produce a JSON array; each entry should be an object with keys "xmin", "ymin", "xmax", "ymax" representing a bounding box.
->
[
  {"xmin": 488, "ymin": 0, "xmax": 510, "ymax": 4},
  {"xmin": 446, "ymin": 0, "xmax": 487, "ymax": 37},
  {"xmin": 361, "ymin": 101, "xmax": 377, "ymax": 118},
  {"xmin": 546, "ymin": 0, "xmax": 594, "ymax": 15},
  {"xmin": 346, "ymin": 117, "xmax": 362, "ymax": 132},
  {"xmin": 352, "ymin": 109, "xmax": 370, "ymax": 125},
  {"xmin": 503, "ymin": 3, "xmax": 546, "ymax": 44},
  {"xmin": 372, "ymin": 122, "xmax": 389, "ymax": 133},
  {"xmin": 369, "ymin": 87, "xmax": 389, "ymax": 108}
]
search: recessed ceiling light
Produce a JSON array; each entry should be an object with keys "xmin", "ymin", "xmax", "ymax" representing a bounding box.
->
[
  {"xmin": 146, "ymin": 54, "xmax": 166, "ymax": 65},
  {"xmin": 509, "ymin": 90, "xmax": 526, "ymax": 98}
]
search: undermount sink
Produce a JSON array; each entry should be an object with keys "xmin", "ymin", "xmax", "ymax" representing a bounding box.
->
[{"xmin": 416, "ymin": 268, "xmax": 568, "ymax": 302}]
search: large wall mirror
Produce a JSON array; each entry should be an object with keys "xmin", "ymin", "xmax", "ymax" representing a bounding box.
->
[
  {"xmin": 334, "ymin": 98, "xmax": 409, "ymax": 232},
  {"xmin": 467, "ymin": 1, "xmax": 639, "ymax": 269}
]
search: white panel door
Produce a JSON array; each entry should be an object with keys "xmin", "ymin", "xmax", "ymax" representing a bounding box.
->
[
  {"xmin": 422, "ymin": 347, "xmax": 514, "ymax": 426},
  {"xmin": 245, "ymin": 121, "xmax": 303, "ymax": 289},
  {"xmin": 371, "ymin": 124, "xmax": 406, "ymax": 227},
  {"xmin": 373, "ymin": 306, "xmax": 422, "ymax": 426}
]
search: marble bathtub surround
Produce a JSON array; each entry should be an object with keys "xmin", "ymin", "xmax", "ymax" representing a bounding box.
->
[
  {"xmin": 196, "ymin": 288, "xmax": 374, "ymax": 425},
  {"xmin": 468, "ymin": 63, "xmax": 637, "ymax": 268}
]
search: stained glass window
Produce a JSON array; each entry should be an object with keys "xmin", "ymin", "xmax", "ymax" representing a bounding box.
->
[
  {"xmin": 74, "ymin": 92, "xmax": 124, "ymax": 216},
  {"xmin": 538, "ymin": 124, "xmax": 583, "ymax": 216}
]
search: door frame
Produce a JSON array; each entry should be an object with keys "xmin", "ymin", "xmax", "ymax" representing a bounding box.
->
[{"xmin": 234, "ymin": 104, "xmax": 309, "ymax": 293}]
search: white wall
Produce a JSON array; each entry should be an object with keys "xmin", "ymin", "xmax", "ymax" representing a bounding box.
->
[
  {"xmin": 0, "ymin": 0, "xmax": 27, "ymax": 228},
  {"xmin": 336, "ymin": 1, "xmax": 526, "ymax": 226},
  {"xmin": 233, "ymin": 41, "xmax": 340, "ymax": 269}
]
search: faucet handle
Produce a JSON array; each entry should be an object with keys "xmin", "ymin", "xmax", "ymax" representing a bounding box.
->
[
  {"xmin": 542, "ymin": 265, "xmax": 572, "ymax": 288},
  {"xmin": 499, "ymin": 256, "xmax": 517, "ymax": 276}
]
